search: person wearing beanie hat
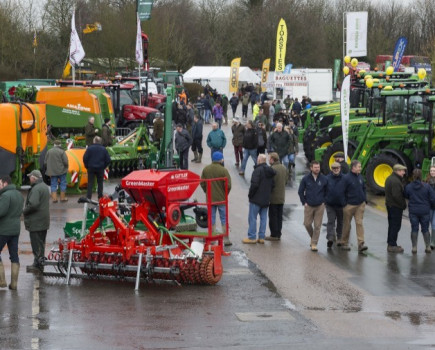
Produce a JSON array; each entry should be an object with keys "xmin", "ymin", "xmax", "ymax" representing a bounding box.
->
[
  {"xmin": 201, "ymin": 151, "xmax": 232, "ymax": 246},
  {"xmin": 175, "ymin": 124, "xmax": 192, "ymax": 170},
  {"xmin": 101, "ymin": 118, "xmax": 113, "ymax": 147}
]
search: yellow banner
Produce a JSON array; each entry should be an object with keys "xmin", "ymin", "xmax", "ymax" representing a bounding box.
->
[
  {"xmin": 275, "ymin": 18, "xmax": 287, "ymax": 72},
  {"xmin": 261, "ymin": 58, "xmax": 271, "ymax": 92},
  {"xmin": 229, "ymin": 57, "xmax": 241, "ymax": 93}
]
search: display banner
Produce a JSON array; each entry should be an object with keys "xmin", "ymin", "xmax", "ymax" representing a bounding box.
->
[
  {"xmin": 229, "ymin": 58, "xmax": 241, "ymax": 93},
  {"xmin": 261, "ymin": 58, "xmax": 271, "ymax": 92},
  {"xmin": 346, "ymin": 12, "xmax": 368, "ymax": 57},
  {"xmin": 333, "ymin": 59, "xmax": 341, "ymax": 88},
  {"xmin": 275, "ymin": 18, "xmax": 287, "ymax": 72},
  {"xmin": 392, "ymin": 36, "xmax": 408, "ymax": 72},
  {"xmin": 341, "ymin": 75, "xmax": 351, "ymax": 160}
]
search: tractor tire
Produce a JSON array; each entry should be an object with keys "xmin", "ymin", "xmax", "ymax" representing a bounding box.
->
[
  {"xmin": 156, "ymin": 103, "xmax": 165, "ymax": 113},
  {"xmin": 366, "ymin": 153, "xmax": 398, "ymax": 195},
  {"xmin": 320, "ymin": 142, "xmax": 355, "ymax": 175},
  {"xmin": 311, "ymin": 135, "xmax": 332, "ymax": 163}
]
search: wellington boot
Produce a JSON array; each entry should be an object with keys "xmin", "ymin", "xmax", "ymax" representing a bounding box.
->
[
  {"xmin": 195, "ymin": 153, "xmax": 202, "ymax": 163},
  {"xmin": 191, "ymin": 151, "xmax": 198, "ymax": 162},
  {"xmin": 9, "ymin": 263, "xmax": 19, "ymax": 290},
  {"xmin": 0, "ymin": 262, "xmax": 7, "ymax": 288},
  {"xmin": 51, "ymin": 192, "xmax": 58, "ymax": 203},
  {"xmin": 60, "ymin": 192, "xmax": 68, "ymax": 202},
  {"xmin": 411, "ymin": 231, "xmax": 418, "ymax": 254},
  {"xmin": 431, "ymin": 230, "xmax": 435, "ymax": 249},
  {"xmin": 423, "ymin": 232, "xmax": 432, "ymax": 254}
]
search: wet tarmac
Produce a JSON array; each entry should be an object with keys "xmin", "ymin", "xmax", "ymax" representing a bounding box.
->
[{"xmin": 1, "ymin": 108, "xmax": 435, "ymax": 349}]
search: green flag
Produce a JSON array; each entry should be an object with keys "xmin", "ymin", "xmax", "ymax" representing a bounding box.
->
[
  {"xmin": 333, "ymin": 59, "xmax": 341, "ymax": 89},
  {"xmin": 137, "ymin": 0, "xmax": 153, "ymax": 21}
]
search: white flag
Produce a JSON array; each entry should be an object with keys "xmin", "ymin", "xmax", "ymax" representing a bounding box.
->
[
  {"xmin": 69, "ymin": 10, "xmax": 85, "ymax": 66},
  {"xmin": 341, "ymin": 75, "xmax": 351, "ymax": 161},
  {"xmin": 346, "ymin": 12, "xmax": 368, "ymax": 57},
  {"xmin": 135, "ymin": 13, "xmax": 143, "ymax": 66}
]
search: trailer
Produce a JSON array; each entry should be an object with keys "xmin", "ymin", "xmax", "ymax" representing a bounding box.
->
[{"xmin": 270, "ymin": 69, "xmax": 333, "ymax": 104}]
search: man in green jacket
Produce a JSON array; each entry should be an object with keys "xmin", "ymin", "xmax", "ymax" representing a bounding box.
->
[
  {"xmin": 266, "ymin": 153, "xmax": 287, "ymax": 241},
  {"xmin": 201, "ymin": 151, "xmax": 232, "ymax": 246},
  {"xmin": 24, "ymin": 170, "xmax": 50, "ymax": 273},
  {"xmin": 44, "ymin": 139, "xmax": 69, "ymax": 203},
  {"xmin": 0, "ymin": 175, "xmax": 24, "ymax": 290},
  {"xmin": 85, "ymin": 117, "xmax": 99, "ymax": 146}
]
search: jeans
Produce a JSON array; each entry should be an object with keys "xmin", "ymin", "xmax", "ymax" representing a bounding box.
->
[
  {"xmin": 248, "ymin": 203, "xmax": 268, "ymax": 240},
  {"xmin": 204, "ymin": 109, "xmax": 211, "ymax": 123},
  {"xmin": 326, "ymin": 204, "xmax": 343, "ymax": 241},
  {"xmin": 268, "ymin": 204, "xmax": 283, "ymax": 238},
  {"xmin": 231, "ymin": 105, "xmax": 237, "ymax": 118},
  {"xmin": 287, "ymin": 153, "xmax": 295, "ymax": 165},
  {"xmin": 240, "ymin": 148, "xmax": 257, "ymax": 172},
  {"xmin": 212, "ymin": 205, "xmax": 226, "ymax": 226},
  {"xmin": 29, "ymin": 230, "xmax": 47, "ymax": 266},
  {"xmin": 87, "ymin": 168, "xmax": 104, "ymax": 199},
  {"xmin": 280, "ymin": 154, "xmax": 289, "ymax": 169},
  {"xmin": 50, "ymin": 173, "xmax": 67, "ymax": 192},
  {"xmin": 409, "ymin": 212, "xmax": 430, "ymax": 233},
  {"xmin": 215, "ymin": 118, "xmax": 222, "ymax": 129},
  {"xmin": 0, "ymin": 235, "xmax": 19, "ymax": 263},
  {"xmin": 210, "ymin": 147, "xmax": 223, "ymax": 158},
  {"xmin": 387, "ymin": 206, "xmax": 403, "ymax": 246}
]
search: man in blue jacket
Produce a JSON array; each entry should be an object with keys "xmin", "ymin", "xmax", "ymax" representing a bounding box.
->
[
  {"xmin": 298, "ymin": 160, "xmax": 328, "ymax": 251},
  {"xmin": 325, "ymin": 162, "xmax": 344, "ymax": 248},
  {"xmin": 83, "ymin": 136, "xmax": 111, "ymax": 200},
  {"xmin": 340, "ymin": 160, "xmax": 368, "ymax": 252}
]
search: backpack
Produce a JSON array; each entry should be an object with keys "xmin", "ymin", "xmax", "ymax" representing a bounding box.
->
[{"xmin": 258, "ymin": 129, "xmax": 265, "ymax": 147}]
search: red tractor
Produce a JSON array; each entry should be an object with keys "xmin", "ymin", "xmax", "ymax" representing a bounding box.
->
[{"xmin": 120, "ymin": 76, "xmax": 166, "ymax": 112}]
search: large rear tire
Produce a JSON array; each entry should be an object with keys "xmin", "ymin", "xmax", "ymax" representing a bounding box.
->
[
  {"xmin": 365, "ymin": 153, "xmax": 398, "ymax": 195},
  {"xmin": 320, "ymin": 142, "xmax": 354, "ymax": 174}
]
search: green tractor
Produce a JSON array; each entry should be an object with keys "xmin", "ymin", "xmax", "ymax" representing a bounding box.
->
[{"xmin": 314, "ymin": 81, "xmax": 429, "ymax": 172}]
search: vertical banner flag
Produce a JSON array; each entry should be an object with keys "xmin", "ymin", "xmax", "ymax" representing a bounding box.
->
[
  {"xmin": 275, "ymin": 18, "xmax": 287, "ymax": 72},
  {"xmin": 229, "ymin": 58, "xmax": 241, "ymax": 93},
  {"xmin": 346, "ymin": 12, "xmax": 368, "ymax": 57},
  {"xmin": 69, "ymin": 9, "xmax": 85, "ymax": 66},
  {"xmin": 333, "ymin": 59, "xmax": 341, "ymax": 89},
  {"xmin": 283, "ymin": 64, "xmax": 292, "ymax": 74},
  {"xmin": 261, "ymin": 59, "xmax": 271, "ymax": 92},
  {"xmin": 32, "ymin": 30, "xmax": 37, "ymax": 48},
  {"xmin": 135, "ymin": 13, "xmax": 144, "ymax": 66},
  {"xmin": 341, "ymin": 75, "xmax": 351, "ymax": 161},
  {"xmin": 392, "ymin": 36, "xmax": 408, "ymax": 72},
  {"xmin": 137, "ymin": 0, "xmax": 154, "ymax": 21}
]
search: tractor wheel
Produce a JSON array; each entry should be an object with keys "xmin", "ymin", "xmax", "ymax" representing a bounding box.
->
[
  {"xmin": 320, "ymin": 142, "xmax": 354, "ymax": 174},
  {"xmin": 366, "ymin": 154, "xmax": 398, "ymax": 195},
  {"xmin": 156, "ymin": 103, "xmax": 165, "ymax": 113},
  {"xmin": 311, "ymin": 135, "xmax": 332, "ymax": 164}
]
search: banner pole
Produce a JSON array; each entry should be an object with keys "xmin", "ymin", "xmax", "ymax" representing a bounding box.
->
[{"xmin": 72, "ymin": 65, "xmax": 75, "ymax": 86}]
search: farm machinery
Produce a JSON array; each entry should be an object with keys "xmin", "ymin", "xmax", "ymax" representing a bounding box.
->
[{"xmin": 43, "ymin": 169, "xmax": 229, "ymax": 288}]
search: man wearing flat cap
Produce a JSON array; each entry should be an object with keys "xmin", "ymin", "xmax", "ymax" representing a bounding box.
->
[
  {"xmin": 24, "ymin": 170, "xmax": 50, "ymax": 273},
  {"xmin": 384, "ymin": 164, "xmax": 407, "ymax": 252},
  {"xmin": 334, "ymin": 152, "xmax": 349, "ymax": 174},
  {"xmin": 201, "ymin": 152, "xmax": 232, "ymax": 246}
]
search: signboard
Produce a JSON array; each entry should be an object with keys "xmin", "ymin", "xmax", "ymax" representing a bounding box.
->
[
  {"xmin": 137, "ymin": 0, "xmax": 153, "ymax": 21},
  {"xmin": 346, "ymin": 12, "xmax": 368, "ymax": 57},
  {"xmin": 275, "ymin": 18, "xmax": 287, "ymax": 72}
]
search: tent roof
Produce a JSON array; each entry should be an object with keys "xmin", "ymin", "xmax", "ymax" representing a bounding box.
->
[{"xmin": 184, "ymin": 66, "xmax": 261, "ymax": 83}]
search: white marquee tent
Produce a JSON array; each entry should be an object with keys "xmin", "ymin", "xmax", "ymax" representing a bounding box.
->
[{"xmin": 183, "ymin": 66, "xmax": 261, "ymax": 97}]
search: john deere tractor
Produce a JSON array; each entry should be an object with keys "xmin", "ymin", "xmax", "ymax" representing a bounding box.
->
[{"xmin": 350, "ymin": 88, "xmax": 435, "ymax": 194}]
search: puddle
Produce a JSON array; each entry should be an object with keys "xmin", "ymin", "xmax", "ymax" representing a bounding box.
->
[
  {"xmin": 282, "ymin": 299, "xmax": 297, "ymax": 311},
  {"xmin": 385, "ymin": 311, "xmax": 435, "ymax": 326}
]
